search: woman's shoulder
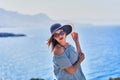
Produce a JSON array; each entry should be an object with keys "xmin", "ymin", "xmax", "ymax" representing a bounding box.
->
[{"xmin": 53, "ymin": 44, "xmax": 65, "ymax": 56}]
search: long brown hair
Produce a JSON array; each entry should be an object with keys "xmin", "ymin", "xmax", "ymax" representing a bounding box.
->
[{"xmin": 47, "ymin": 35, "xmax": 59, "ymax": 52}]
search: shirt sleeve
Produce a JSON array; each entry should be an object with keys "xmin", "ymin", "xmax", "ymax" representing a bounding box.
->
[{"xmin": 54, "ymin": 53, "xmax": 72, "ymax": 69}]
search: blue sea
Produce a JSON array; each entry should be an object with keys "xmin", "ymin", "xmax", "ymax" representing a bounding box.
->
[{"xmin": 0, "ymin": 26, "xmax": 120, "ymax": 80}]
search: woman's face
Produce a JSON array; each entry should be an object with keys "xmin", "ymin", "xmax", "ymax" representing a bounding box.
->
[{"xmin": 53, "ymin": 29, "xmax": 66, "ymax": 43}]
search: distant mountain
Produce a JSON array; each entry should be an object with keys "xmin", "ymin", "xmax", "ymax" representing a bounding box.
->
[
  {"xmin": 0, "ymin": 8, "xmax": 93, "ymax": 28},
  {"xmin": 0, "ymin": 8, "xmax": 53, "ymax": 27}
]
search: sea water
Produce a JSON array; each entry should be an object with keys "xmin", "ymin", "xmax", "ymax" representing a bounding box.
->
[{"xmin": 0, "ymin": 26, "xmax": 120, "ymax": 80}]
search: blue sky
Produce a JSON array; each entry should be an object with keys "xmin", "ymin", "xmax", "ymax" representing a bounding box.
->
[{"xmin": 0, "ymin": 0, "xmax": 120, "ymax": 25}]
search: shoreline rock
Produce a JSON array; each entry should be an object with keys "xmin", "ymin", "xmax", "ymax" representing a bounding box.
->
[
  {"xmin": 109, "ymin": 77, "xmax": 120, "ymax": 80},
  {"xmin": 30, "ymin": 78, "xmax": 44, "ymax": 80},
  {"xmin": 0, "ymin": 32, "xmax": 26, "ymax": 37}
]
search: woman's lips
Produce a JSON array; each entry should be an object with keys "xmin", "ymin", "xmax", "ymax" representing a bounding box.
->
[{"xmin": 59, "ymin": 37, "xmax": 63, "ymax": 40}]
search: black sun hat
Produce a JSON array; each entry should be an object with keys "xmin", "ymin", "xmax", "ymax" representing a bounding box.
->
[{"xmin": 50, "ymin": 23, "xmax": 73, "ymax": 38}]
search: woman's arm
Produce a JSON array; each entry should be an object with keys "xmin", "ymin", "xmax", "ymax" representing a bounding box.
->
[
  {"xmin": 71, "ymin": 32, "xmax": 83, "ymax": 55},
  {"xmin": 75, "ymin": 40, "xmax": 83, "ymax": 55},
  {"xmin": 64, "ymin": 54, "xmax": 85, "ymax": 74}
]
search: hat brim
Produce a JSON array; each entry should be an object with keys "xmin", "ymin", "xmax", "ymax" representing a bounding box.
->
[{"xmin": 62, "ymin": 24, "xmax": 72, "ymax": 35}]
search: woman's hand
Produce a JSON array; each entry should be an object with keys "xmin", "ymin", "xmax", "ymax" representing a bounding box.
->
[
  {"xmin": 71, "ymin": 32, "xmax": 79, "ymax": 43},
  {"xmin": 78, "ymin": 53, "xmax": 85, "ymax": 63}
]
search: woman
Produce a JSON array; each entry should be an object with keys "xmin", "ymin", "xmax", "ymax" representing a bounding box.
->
[{"xmin": 47, "ymin": 23, "xmax": 86, "ymax": 80}]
